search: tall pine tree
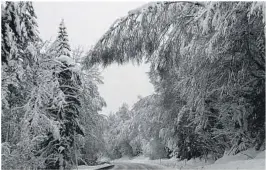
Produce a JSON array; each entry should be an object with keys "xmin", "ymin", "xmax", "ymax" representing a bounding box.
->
[
  {"xmin": 1, "ymin": 1, "xmax": 40, "ymax": 146},
  {"xmin": 1, "ymin": 2, "xmax": 39, "ymax": 65},
  {"xmin": 46, "ymin": 19, "xmax": 84, "ymax": 169},
  {"xmin": 10, "ymin": 19, "xmax": 83, "ymax": 170},
  {"xmin": 56, "ymin": 19, "xmax": 71, "ymax": 58}
]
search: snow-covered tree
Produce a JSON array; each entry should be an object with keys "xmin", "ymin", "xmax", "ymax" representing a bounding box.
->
[
  {"xmin": 1, "ymin": 1, "xmax": 40, "ymax": 65},
  {"xmin": 104, "ymin": 95, "xmax": 169, "ymax": 160},
  {"xmin": 72, "ymin": 53, "xmax": 106, "ymax": 165},
  {"xmin": 56, "ymin": 19, "xmax": 71, "ymax": 57},
  {"xmin": 38, "ymin": 20, "xmax": 84, "ymax": 169},
  {"xmin": 2, "ymin": 3, "xmax": 106, "ymax": 169},
  {"xmin": 86, "ymin": 1, "xmax": 265, "ymax": 160},
  {"xmin": 1, "ymin": 1, "xmax": 40, "ymax": 153},
  {"xmin": 1, "ymin": 1, "xmax": 40, "ymax": 114}
]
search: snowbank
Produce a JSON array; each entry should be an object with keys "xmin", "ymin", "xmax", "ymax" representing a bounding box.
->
[
  {"xmin": 255, "ymin": 150, "xmax": 265, "ymax": 159},
  {"xmin": 112, "ymin": 148, "xmax": 265, "ymax": 170},
  {"xmin": 200, "ymin": 158, "xmax": 265, "ymax": 170},
  {"xmin": 215, "ymin": 148, "xmax": 263, "ymax": 164},
  {"xmin": 200, "ymin": 148, "xmax": 265, "ymax": 170}
]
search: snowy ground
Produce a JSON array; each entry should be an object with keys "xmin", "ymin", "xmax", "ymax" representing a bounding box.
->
[
  {"xmin": 112, "ymin": 148, "xmax": 265, "ymax": 170},
  {"xmin": 78, "ymin": 163, "xmax": 113, "ymax": 170},
  {"xmin": 201, "ymin": 149, "xmax": 265, "ymax": 170},
  {"xmin": 76, "ymin": 148, "xmax": 265, "ymax": 169}
]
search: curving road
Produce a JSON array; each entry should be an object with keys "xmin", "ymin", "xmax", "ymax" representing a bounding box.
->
[{"xmin": 110, "ymin": 162, "xmax": 166, "ymax": 170}]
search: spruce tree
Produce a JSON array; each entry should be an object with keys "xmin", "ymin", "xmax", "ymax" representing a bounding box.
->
[
  {"xmin": 46, "ymin": 19, "xmax": 84, "ymax": 169},
  {"xmin": 1, "ymin": 1, "xmax": 39, "ymax": 65},
  {"xmin": 1, "ymin": 2, "xmax": 19, "ymax": 64},
  {"xmin": 1, "ymin": 1, "xmax": 40, "ymax": 146},
  {"xmin": 56, "ymin": 19, "xmax": 71, "ymax": 57}
]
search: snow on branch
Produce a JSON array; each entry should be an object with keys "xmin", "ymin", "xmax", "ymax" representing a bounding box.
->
[{"xmin": 84, "ymin": 1, "xmax": 206, "ymax": 69}]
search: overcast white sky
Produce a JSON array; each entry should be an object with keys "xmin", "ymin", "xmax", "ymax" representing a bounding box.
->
[{"xmin": 33, "ymin": 1, "xmax": 154, "ymax": 115}]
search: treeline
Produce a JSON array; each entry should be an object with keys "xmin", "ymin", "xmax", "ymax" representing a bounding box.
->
[
  {"xmin": 89, "ymin": 2, "xmax": 265, "ymax": 161},
  {"xmin": 2, "ymin": 2, "xmax": 106, "ymax": 169},
  {"xmin": 104, "ymin": 97, "xmax": 171, "ymax": 160}
]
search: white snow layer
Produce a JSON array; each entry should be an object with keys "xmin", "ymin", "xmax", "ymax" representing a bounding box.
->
[
  {"xmin": 78, "ymin": 163, "xmax": 112, "ymax": 170},
  {"xmin": 56, "ymin": 55, "xmax": 76, "ymax": 66},
  {"xmin": 128, "ymin": 2, "xmax": 158, "ymax": 15},
  {"xmin": 111, "ymin": 148, "xmax": 265, "ymax": 170},
  {"xmin": 69, "ymin": 63, "xmax": 81, "ymax": 72}
]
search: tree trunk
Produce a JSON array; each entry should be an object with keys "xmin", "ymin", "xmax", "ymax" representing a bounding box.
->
[
  {"xmin": 74, "ymin": 132, "xmax": 79, "ymax": 170},
  {"xmin": 59, "ymin": 154, "xmax": 64, "ymax": 170}
]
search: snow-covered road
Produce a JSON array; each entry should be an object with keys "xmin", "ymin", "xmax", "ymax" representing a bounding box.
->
[{"xmin": 111, "ymin": 162, "xmax": 166, "ymax": 170}]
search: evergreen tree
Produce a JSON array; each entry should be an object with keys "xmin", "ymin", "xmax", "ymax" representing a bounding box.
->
[
  {"xmin": 1, "ymin": 1, "xmax": 40, "ymax": 148},
  {"xmin": 45, "ymin": 19, "xmax": 84, "ymax": 169},
  {"xmin": 86, "ymin": 2, "xmax": 265, "ymax": 160},
  {"xmin": 56, "ymin": 19, "xmax": 71, "ymax": 57},
  {"xmin": 1, "ymin": 1, "xmax": 39, "ymax": 65},
  {"xmin": 2, "ymin": 4, "xmax": 106, "ymax": 169},
  {"xmin": 6, "ymin": 19, "xmax": 82, "ymax": 170},
  {"xmin": 1, "ymin": 2, "xmax": 19, "ymax": 64}
]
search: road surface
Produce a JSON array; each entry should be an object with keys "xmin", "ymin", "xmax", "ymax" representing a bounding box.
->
[{"xmin": 107, "ymin": 162, "xmax": 166, "ymax": 170}]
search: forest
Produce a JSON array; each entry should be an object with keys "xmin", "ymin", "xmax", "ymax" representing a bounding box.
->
[{"xmin": 1, "ymin": 1, "xmax": 265, "ymax": 170}]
